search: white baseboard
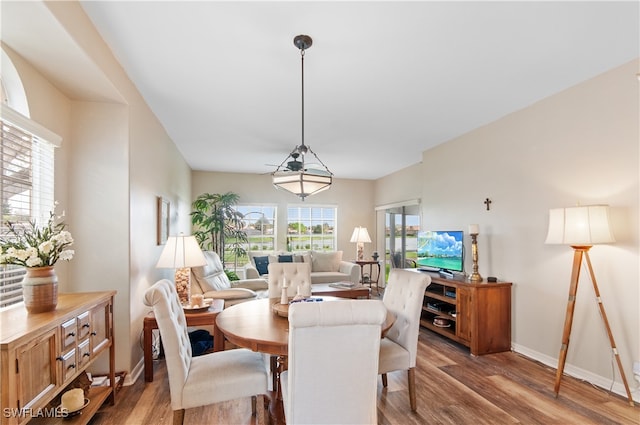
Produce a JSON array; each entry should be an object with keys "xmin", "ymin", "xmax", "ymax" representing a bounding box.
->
[
  {"xmin": 121, "ymin": 357, "xmax": 145, "ymax": 387},
  {"xmin": 511, "ymin": 343, "xmax": 640, "ymax": 403}
]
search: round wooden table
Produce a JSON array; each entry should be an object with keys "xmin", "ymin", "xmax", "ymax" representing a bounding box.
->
[{"xmin": 214, "ymin": 297, "xmax": 395, "ymax": 356}]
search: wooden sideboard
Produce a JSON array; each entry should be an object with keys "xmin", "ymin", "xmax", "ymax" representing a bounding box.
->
[
  {"xmin": 414, "ymin": 271, "xmax": 512, "ymax": 355},
  {"xmin": 0, "ymin": 291, "xmax": 116, "ymax": 425}
]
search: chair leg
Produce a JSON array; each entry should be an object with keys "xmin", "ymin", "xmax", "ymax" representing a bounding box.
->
[
  {"xmin": 172, "ymin": 409, "xmax": 185, "ymax": 425},
  {"xmin": 381, "ymin": 373, "xmax": 388, "ymax": 387},
  {"xmin": 408, "ymin": 368, "xmax": 417, "ymax": 412},
  {"xmin": 251, "ymin": 395, "xmax": 257, "ymax": 415},
  {"xmin": 255, "ymin": 394, "xmax": 267, "ymax": 425},
  {"xmin": 270, "ymin": 355, "xmax": 277, "ymax": 391}
]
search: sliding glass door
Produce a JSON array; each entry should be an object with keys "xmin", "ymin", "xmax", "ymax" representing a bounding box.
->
[{"xmin": 385, "ymin": 204, "xmax": 420, "ymax": 276}]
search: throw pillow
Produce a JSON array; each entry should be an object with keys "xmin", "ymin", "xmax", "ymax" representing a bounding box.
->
[
  {"xmin": 278, "ymin": 255, "xmax": 293, "ymax": 263},
  {"xmin": 254, "ymin": 256, "xmax": 270, "ymax": 275},
  {"xmin": 311, "ymin": 250, "xmax": 342, "ymax": 272}
]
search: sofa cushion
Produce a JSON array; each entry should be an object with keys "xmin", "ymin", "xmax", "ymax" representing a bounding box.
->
[
  {"xmin": 311, "ymin": 250, "xmax": 343, "ymax": 272},
  {"xmin": 278, "ymin": 254, "xmax": 293, "ymax": 263},
  {"xmin": 254, "ymin": 256, "xmax": 270, "ymax": 275},
  {"xmin": 203, "ymin": 287, "xmax": 257, "ymax": 300}
]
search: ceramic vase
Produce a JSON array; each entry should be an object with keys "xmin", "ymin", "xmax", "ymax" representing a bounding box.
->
[{"xmin": 22, "ymin": 266, "xmax": 58, "ymax": 313}]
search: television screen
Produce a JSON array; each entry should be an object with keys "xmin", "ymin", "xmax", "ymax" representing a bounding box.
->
[{"xmin": 416, "ymin": 230, "xmax": 464, "ymax": 272}]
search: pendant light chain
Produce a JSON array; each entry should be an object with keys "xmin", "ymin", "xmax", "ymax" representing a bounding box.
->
[{"xmin": 300, "ymin": 48, "xmax": 306, "ymax": 153}]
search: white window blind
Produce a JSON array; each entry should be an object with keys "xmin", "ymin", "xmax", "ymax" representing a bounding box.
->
[{"xmin": 0, "ymin": 117, "xmax": 55, "ymax": 308}]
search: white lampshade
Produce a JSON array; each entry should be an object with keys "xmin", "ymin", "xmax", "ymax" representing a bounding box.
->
[
  {"xmin": 545, "ymin": 205, "xmax": 615, "ymax": 246},
  {"xmin": 350, "ymin": 226, "xmax": 371, "ymax": 243},
  {"xmin": 272, "ymin": 171, "xmax": 332, "ymax": 201},
  {"xmin": 156, "ymin": 234, "xmax": 207, "ymax": 268}
]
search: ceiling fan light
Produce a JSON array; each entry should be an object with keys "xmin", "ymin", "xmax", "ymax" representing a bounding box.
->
[
  {"xmin": 271, "ymin": 34, "xmax": 332, "ymax": 201},
  {"xmin": 273, "ymin": 171, "xmax": 332, "ymax": 200}
]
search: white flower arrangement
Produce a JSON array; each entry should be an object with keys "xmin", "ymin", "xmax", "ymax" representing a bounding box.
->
[{"xmin": 0, "ymin": 205, "xmax": 74, "ymax": 268}]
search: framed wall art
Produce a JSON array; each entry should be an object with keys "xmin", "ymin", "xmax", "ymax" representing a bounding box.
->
[{"xmin": 157, "ymin": 196, "xmax": 170, "ymax": 245}]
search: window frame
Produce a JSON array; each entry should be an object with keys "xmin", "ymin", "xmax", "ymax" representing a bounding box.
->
[
  {"xmin": 286, "ymin": 204, "xmax": 337, "ymax": 252},
  {"xmin": 232, "ymin": 204, "xmax": 277, "ymax": 263}
]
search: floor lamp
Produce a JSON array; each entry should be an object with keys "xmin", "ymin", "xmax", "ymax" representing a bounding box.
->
[{"xmin": 545, "ymin": 205, "xmax": 634, "ymax": 406}]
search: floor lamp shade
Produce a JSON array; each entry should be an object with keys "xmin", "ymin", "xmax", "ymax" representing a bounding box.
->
[
  {"xmin": 156, "ymin": 234, "xmax": 207, "ymax": 305},
  {"xmin": 350, "ymin": 226, "xmax": 371, "ymax": 261},
  {"xmin": 545, "ymin": 205, "xmax": 615, "ymax": 246}
]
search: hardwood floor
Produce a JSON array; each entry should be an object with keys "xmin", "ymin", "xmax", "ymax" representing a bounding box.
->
[{"xmin": 88, "ymin": 328, "xmax": 639, "ymax": 425}]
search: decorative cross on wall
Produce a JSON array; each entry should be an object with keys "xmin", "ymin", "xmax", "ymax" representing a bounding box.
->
[{"xmin": 484, "ymin": 198, "xmax": 492, "ymax": 211}]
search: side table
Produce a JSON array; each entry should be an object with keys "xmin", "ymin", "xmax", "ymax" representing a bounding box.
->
[
  {"xmin": 143, "ymin": 298, "xmax": 224, "ymax": 382},
  {"xmin": 354, "ymin": 260, "xmax": 381, "ymax": 292}
]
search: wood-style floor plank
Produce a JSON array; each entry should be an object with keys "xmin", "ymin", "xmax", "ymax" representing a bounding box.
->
[{"xmin": 89, "ymin": 328, "xmax": 639, "ymax": 425}]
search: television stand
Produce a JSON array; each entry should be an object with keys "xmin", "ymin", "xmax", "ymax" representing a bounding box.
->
[{"xmin": 414, "ymin": 270, "xmax": 512, "ymax": 355}]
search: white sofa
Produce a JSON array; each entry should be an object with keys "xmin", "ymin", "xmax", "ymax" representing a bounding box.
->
[{"xmin": 243, "ymin": 250, "xmax": 360, "ymax": 285}]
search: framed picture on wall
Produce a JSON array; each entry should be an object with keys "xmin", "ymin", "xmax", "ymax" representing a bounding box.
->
[{"xmin": 157, "ymin": 197, "xmax": 170, "ymax": 245}]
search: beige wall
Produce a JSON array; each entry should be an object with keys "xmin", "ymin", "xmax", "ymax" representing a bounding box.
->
[
  {"xmin": 374, "ymin": 58, "xmax": 640, "ymax": 400},
  {"xmin": 191, "ymin": 171, "xmax": 376, "ymax": 259}
]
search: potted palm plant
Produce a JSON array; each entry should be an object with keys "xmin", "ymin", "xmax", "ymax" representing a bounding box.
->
[{"xmin": 190, "ymin": 192, "xmax": 247, "ymax": 278}]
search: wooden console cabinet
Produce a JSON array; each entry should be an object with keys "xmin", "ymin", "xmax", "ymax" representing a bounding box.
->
[
  {"xmin": 417, "ymin": 272, "xmax": 512, "ymax": 355},
  {"xmin": 0, "ymin": 291, "xmax": 116, "ymax": 425}
]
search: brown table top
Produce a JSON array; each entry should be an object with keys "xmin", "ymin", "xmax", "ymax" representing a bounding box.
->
[{"xmin": 215, "ymin": 297, "xmax": 394, "ymax": 357}]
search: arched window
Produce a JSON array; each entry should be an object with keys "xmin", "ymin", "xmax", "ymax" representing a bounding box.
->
[{"xmin": 0, "ymin": 48, "xmax": 60, "ymax": 308}]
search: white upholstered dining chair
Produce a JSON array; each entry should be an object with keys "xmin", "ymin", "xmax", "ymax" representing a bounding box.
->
[
  {"xmin": 267, "ymin": 262, "xmax": 312, "ymax": 298},
  {"xmin": 281, "ymin": 299, "xmax": 387, "ymax": 424},
  {"xmin": 143, "ymin": 279, "xmax": 269, "ymax": 425},
  {"xmin": 379, "ymin": 269, "xmax": 431, "ymax": 412}
]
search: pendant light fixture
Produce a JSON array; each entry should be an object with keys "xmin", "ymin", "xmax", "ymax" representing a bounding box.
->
[{"xmin": 272, "ymin": 35, "xmax": 333, "ymax": 201}]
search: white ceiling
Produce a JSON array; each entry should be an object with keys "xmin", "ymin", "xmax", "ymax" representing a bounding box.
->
[{"xmin": 3, "ymin": 2, "xmax": 639, "ymax": 180}]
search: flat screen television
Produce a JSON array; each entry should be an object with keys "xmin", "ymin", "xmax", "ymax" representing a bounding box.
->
[{"xmin": 416, "ymin": 230, "xmax": 464, "ymax": 272}]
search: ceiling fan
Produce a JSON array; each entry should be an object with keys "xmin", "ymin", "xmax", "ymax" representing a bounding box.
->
[
  {"xmin": 271, "ymin": 35, "xmax": 333, "ymax": 200},
  {"xmin": 270, "ymin": 144, "xmax": 331, "ymax": 176}
]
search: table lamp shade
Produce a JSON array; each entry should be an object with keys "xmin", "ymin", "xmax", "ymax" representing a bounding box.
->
[
  {"xmin": 350, "ymin": 227, "xmax": 371, "ymax": 243},
  {"xmin": 545, "ymin": 205, "xmax": 615, "ymax": 246},
  {"xmin": 156, "ymin": 235, "xmax": 207, "ymax": 268}
]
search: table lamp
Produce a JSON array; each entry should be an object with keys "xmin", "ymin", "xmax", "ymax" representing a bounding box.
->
[
  {"xmin": 545, "ymin": 205, "xmax": 633, "ymax": 406},
  {"xmin": 156, "ymin": 233, "xmax": 207, "ymax": 305},
  {"xmin": 350, "ymin": 226, "xmax": 371, "ymax": 261}
]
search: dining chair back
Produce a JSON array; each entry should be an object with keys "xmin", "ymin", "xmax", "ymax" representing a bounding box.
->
[
  {"xmin": 379, "ymin": 269, "xmax": 431, "ymax": 412},
  {"xmin": 143, "ymin": 279, "xmax": 269, "ymax": 424},
  {"xmin": 267, "ymin": 262, "xmax": 312, "ymax": 298},
  {"xmin": 281, "ymin": 299, "xmax": 387, "ymax": 424}
]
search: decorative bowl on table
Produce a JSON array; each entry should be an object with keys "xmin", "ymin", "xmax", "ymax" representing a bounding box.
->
[
  {"xmin": 183, "ymin": 302, "xmax": 212, "ymax": 313},
  {"xmin": 272, "ymin": 302, "xmax": 289, "ymax": 318}
]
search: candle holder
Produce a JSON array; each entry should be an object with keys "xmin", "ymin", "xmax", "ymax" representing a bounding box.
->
[
  {"xmin": 468, "ymin": 227, "xmax": 483, "ymax": 283},
  {"xmin": 280, "ymin": 278, "xmax": 289, "ymax": 305}
]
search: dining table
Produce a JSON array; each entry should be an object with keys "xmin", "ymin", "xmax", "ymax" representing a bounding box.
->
[
  {"xmin": 214, "ymin": 296, "xmax": 395, "ymax": 356},
  {"xmin": 214, "ymin": 296, "xmax": 395, "ymax": 424}
]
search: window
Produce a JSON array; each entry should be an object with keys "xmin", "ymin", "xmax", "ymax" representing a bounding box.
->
[
  {"xmin": 287, "ymin": 205, "xmax": 337, "ymax": 252},
  {"xmin": 1, "ymin": 117, "xmax": 55, "ymax": 308},
  {"xmin": 234, "ymin": 205, "xmax": 277, "ymax": 257}
]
